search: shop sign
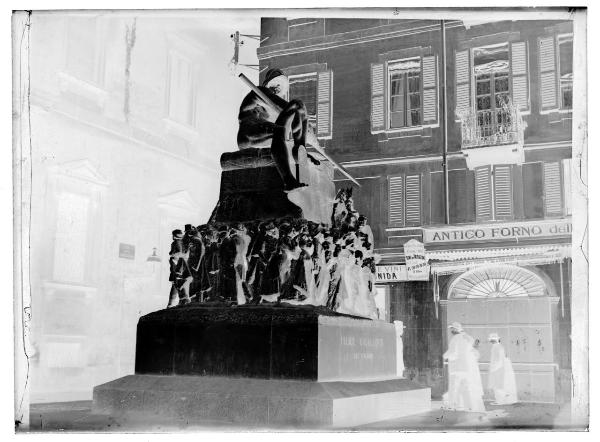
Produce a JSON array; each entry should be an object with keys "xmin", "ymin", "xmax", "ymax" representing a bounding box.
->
[
  {"xmin": 375, "ymin": 265, "xmax": 408, "ymax": 282},
  {"xmin": 423, "ymin": 219, "xmax": 572, "ymax": 244},
  {"xmin": 404, "ymin": 239, "xmax": 430, "ymax": 281},
  {"xmin": 119, "ymin": 243, "xmax": 136, "ymax": 259}
]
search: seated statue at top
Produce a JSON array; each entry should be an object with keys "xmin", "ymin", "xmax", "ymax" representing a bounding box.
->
[{"xmin": 237, "ymin": 68, "xmax": 317, "ymax": 191}]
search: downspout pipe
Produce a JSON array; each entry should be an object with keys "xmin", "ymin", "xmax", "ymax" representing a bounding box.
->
[{"xmin": 441, "ymin": 19, "xmax": 450, "ymax": 225}]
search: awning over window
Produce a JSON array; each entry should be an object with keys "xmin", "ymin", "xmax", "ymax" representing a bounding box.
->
[
  {"xmin": 473, "ymin": 42, "xmax": 509, "ymax": 75},
  {"xmin": 388, "ymin": 58, "xmax": 420, "ymax": 73},
  {"xmin": 473, "ymin": 59, "xmax": 509, "ymax": 75},
  {"xmin": 427, "ymin": 244, "xmax": 571, "ymax": 275}
]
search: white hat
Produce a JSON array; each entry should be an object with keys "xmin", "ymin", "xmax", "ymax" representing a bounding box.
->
[
  {"xmin": 448, "ymin": 322, "xmax": 463, "ymax": 332},
  {"xmin": 488, "ymin": 333, "xmax": 500, "ymax": 342}
]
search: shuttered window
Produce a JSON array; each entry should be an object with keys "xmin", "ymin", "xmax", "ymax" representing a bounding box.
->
[
  {"xmin": 455, "ymin": 49, "xmax": 471, "ymax": 117},
  {"xmin": 523, "ymin": 161, "xmax": 567, "ymax": 219},
  {"xmin": 430, "ymin": 172, "xmax": 444, "ymax": 224},
  {"xmin": 429, "ymin": 170, "xmax": 477, "ymax": 225},
  {"xmin": 389, "ymin": 176, "xmax": 404, "ymax": 225},
  {"xmin": 558, "ymin": 34, "xmax": 573, "ymax": 110},
  {"xmin": 316, "ymin": 70, "xmax": 333, "ymax": 138},
  {"xmin": 405, "ymin": 175, "xmax": 422, "ymax": 225},
  {"xmin": 457, "ymin": 42, "xmax": 530, "ymax": 116},
  {"xmin": 371, "ymin": 63, "xmax": 386, "ymax": 132},
  {"xmin": 389, "ymin": 175, "xmax": 421, "ymax": 226},
  {"xmin": 289, "ymin": 74, "xmax": 318, "ymax": 118},
  {"xmin": 449, "ymin": 169, "xmax": 476, "ymax": 224},
  {"xmin": 539, "ymin": 36, "xmax": 558, "ymax": 111},
  {"xmin": 371, "ymin": 54, "xmax": 438, "ymax": 132},
  {"xmin": 522, "ymin": 162, "xmax": 544, "ymax": 219},
  {"xmin": 562, "ymin": 158, "xmax": 572, "ymax": 215},
  {"xmin": 475, "ymin": 166, "xmax": 493, "ymax": 222},
  {"xmin": 422, "ymin": 55, "xmax": 439, "ymax": 123},
  {"xmin": 389, "ymin": 59, "xmax": 422, "ymax": 128},
  {"xmin": 510, "ymin": 41, "xmax": 530, "ymax": 111},
  {"xmin": 289, "ymin": 70, "xmax": 333, "ymax": 139},
  {"xmin": 493, "ymin": 165, "xmax": 514, "ymax": 220},
  {"xmin": 474, "ymin": 43, "xmax": 510, "ymax": 114},
  {"xmin": 544, "ymin": 162, "xmax": 563, "ymax": 216}
]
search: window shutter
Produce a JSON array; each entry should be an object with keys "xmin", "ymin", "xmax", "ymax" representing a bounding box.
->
[
  {"xmin": 544, "ymin": 161, "xmax": 563, "ymax": 216},
  {"xmin": 455, "ymin": 49, "xmax": 471, "ymax": 117},
  {"xmin": 405, "ymin": 175, "xmax": 422, "ymax": 225},
  {"xmin": 562, "ymin": 158, "xmax": 572, "ymax": 215},
  {"xmin": 539, "ymin": 36, "xmax": 558, "ymax": 111},
  {"xmin": 522, "ymin": 162, "xmax": 544, "ymax": 219},
  {"xmin": 389, "ymin": 176, "xmax": 404, "ymax": 226},
  {"xmin": 422, "ymin": 55, "xmax": 438, "ymax": 124},
  {"xmin": 510, "ymin": 41, "xmax": 529, "ymax": 112},
  {"xmin": 494, "ymin": 165, "xmax": 514, "ymax": 220},
  {"xmin": 371, "ymin": 63, "xmax": 386, "ymax": 132},
  {"xmin": 450, "ymin": 169, "xmax": 476, "ymax": 224},
  {"xmin": 316, "ymin": 70, "xmax": 333, "ymax": 138},
  {"xmin": 430, "ymin": 172, "xmax": 444, "ymax": 224},
  {"xmin": 475, "ymin": 166, "xmax": 493, "ymax": 222}
]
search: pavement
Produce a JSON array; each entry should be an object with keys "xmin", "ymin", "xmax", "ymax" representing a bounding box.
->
[{"xmin": 24, "ymin": 399, "xmax": 580, "ymax": 432}]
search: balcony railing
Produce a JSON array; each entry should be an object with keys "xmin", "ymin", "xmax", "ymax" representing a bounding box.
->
[{"xmin": 458, "ymin": 102, "xmax": 524, "ymax": 149}]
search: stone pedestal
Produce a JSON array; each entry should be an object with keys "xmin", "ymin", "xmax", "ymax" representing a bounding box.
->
[
  {"xmin": 93, "ymin": 375, "xmax": 430, "ymax": 428},
  {"xmin": 211, "ymin": 147, "xmax": 335, "ymax": 224},
  {"xmin": 93, "ymin": 305, "xmax": 431, "ymax": 427},
  {"xmin": 134, "ymin": 305, "xmax": 398, "ymax": 381}
]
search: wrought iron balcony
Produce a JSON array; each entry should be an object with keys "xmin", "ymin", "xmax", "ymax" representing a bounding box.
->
[{"xmin": 458, "ymin": 102, "xmax": 524, "ymax": 150}]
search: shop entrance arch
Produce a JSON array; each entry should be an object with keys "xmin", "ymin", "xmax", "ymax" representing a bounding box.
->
[{"xmin": 441, "ymin": 264, "xmax": 559, "ymax": 402}]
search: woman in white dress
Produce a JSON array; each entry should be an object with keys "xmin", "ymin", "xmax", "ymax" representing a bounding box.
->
[
  {"xmin": 488, "ymin": 333, "xmax": 518, "ymax": 405},
  {"xmin": 443, "ymin": 322, "xmax": 486, "ymax": 412}
]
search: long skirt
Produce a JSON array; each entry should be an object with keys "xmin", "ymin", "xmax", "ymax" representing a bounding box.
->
[
  {"xmin": 260, "ymin": 254, "xmax": 281, "ymax": 296},
  {"xmin": 219, "ymin": 265, "xmax": 237, "ymax": 301}
]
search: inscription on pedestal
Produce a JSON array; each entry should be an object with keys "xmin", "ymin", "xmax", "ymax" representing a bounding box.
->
[{"xmin": 317, "ymin": 316, "xmax": 397, "ymax": 381}]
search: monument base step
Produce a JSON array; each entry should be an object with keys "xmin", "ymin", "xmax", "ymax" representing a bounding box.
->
[{"xmin": 93, "ymin": 374, "xmax": 431, "ymax": 428}]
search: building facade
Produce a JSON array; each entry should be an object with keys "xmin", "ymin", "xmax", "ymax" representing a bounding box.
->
[
  {"xmin": 20, "ymin": 13, "xmax": 252, "ymax": 403},
  {"xmin": 257, "ymin": 17, "xmax": 574, "ymax": 402}
]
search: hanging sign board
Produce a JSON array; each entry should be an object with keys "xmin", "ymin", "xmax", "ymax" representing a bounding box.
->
[
  {"xmin": 375, "ymin": 265, "xmax": 408, "ymax": 282},
  {"xmin": 404, "ymin": 239, "xmax": 430, "ymax": 281},
  {"xmin": 119, "ymin": 243, "xmax": 136, "ymax": 260}
]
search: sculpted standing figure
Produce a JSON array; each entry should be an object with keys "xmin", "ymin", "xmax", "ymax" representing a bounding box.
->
[
  {"xmin": 186, "ymin": 227, "xmax": 205, "ymax": 302},
  {"xmin": 230, "ymin": 223, "xmax": 252, "ymax": 304},
  {"xmin": 394, "ymin": 321, "xmax": 406, "ymax": 378},
  {"xmin": 248, "ymin": 222, "xmax": 279, "ymax": 304},
  {"xmin": 357, "ymin": 215, "xmax": 374, "ymax": 253},
  {"xmin": 331, "ymin": 188, "xmax": 349, "ymax": 228},
  {"xmin": 277, "ymin": 225, "xmax": 301, "ymax": 301},
  {"xmin": 167, "ymin": 229, "xmax": 185, "ymax": 308},
  {"xmin": 237, "ymin": 69, "xmax": 317, "ymax": 191},
  {"xmin": 246, "ymin": 222, "xmax": 267, "ymax": 300},
  {"xmin": 282, "ymin": 234, "xmax": 316, "ymax": 303},
  {"xmin": 199, "ymin": 226, "xmax": 220, "ymax": 301},
  {"xmin": 217, "ymin": 226, "xmax": 237, "ymax": 303}
]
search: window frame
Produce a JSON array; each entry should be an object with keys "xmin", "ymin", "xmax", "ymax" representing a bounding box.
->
[
  {"xmin": 62, "ymin": 15, "xmax": 107, "ymax": 87},
  {"xmin": 456, "ymin": 39, "xmax": 532, "ymax": 122},
  {"xmin": 388, "ymin": 174, "xmax": 422, "ymax": 227},
  {"xmin": 474, "ymin": 165, "xmax": 517, "ymax": 222},
  {"xmin": 556, "ymin": 33, "xmax": 574, "ymax": 112},
  {"xmin": 472, "ymin": 42, "xmax": 512, "ymax": 116},
  {"xmin": 288, "ymin": 72, "xmax": 319, "ymax": 126},
  {"xmin": 166, "ymin": 49, "xmax": 198, "ymax": 129},
  {"xmin": 386, "ymin": 57, "xmax": 423, "ymax": 131}
]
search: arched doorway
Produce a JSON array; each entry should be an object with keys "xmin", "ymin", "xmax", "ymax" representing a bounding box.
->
[{"xmin": 442, "ymin": 264, "xmax": 560, "ymax": 403}]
